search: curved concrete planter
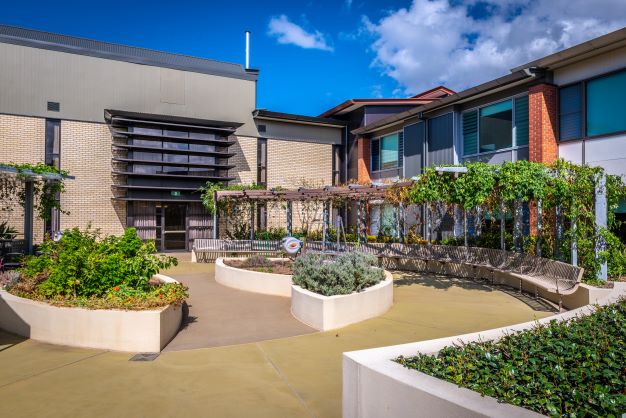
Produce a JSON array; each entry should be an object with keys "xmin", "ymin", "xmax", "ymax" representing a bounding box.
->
[
  {"xmin": 291, "ymin": 270, "xmax": 394, "ymax": 331},
  {"xmin": 343, "ymin": 282, "xmax": 626, "ymax": 418},
  {"xmin": 215, "ymin": 258, "xmax": 293, "ymax": 297},
  {"xmin": 0, "ymin": 275, "xmax": 183, "ymax": 352}
]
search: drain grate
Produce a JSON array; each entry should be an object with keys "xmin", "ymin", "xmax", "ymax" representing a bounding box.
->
[{"xmin": 129, "ymin": 352, "xmax": 160, "ymax": 362}]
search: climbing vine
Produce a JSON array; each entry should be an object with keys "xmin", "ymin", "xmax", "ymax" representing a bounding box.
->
[
  {"xmin": 406, "ymin": 159, "xmax": 626, "ymax": 281},
  {"xmin": 0, "ymin": 163, "xmax": 69, "ymax": 221}
]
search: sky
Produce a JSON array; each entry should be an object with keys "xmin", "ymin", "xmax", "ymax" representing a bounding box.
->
[{"xmin": 3, "ymin": 0, "xmax": 626, "ymax": 116}]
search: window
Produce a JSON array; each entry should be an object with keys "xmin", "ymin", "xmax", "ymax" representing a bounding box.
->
[
  {"xmin": 479, "ymin": 100, "xmax": 512, "ymax": 153},
  {"xmin": 45, "ymin": 119, "xmax": 61, "ymax": 234},
  {"xmin": 371, "ymin": 133, "xmax": 400, "ymax": 171},
  {"xmin": 559, "ymin": 83, "xmax": 583, "ymax": 140},
  {"xmin": 45, "ymin": 119, "xmax": 60, "ymax": 168},
  {"xmin": 257, "ymin": 138, "xmax": 267, "ymax": 187},
  {"xmin": 332, "ymin": 145, "xmax": 341, "ymax": 185},
  {"xmin": 587, "ymin": 70, "xmax": 626, "ymax": 137},
  {"xmin": 462, "ymin": 96, "xmax": 528, "ymax": 156}
]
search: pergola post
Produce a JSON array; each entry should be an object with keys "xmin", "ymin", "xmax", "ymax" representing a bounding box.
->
[
  {"xmin": 398, "ymin": 203, "xmax": 405, "ymax": 243},
  {"xmin": 249, "ymin": 202, "xmax": 255, "ymax": 241},
  {"xmin": 212, "ymin": 191, "xmax": 218, "ymax": 239},
  {"xmin": 595, "ymin": 172, "xmax": 608, "ymax": 281},
  {"xmin": 24, "ymin": 179, "xmax": 34, "ymax": 255},
  {"xmin": 463, "ymin": 208, "xmax": 468, "ymax": 247},
  {"xmin": 500, "ymin": 200, "xmax": 506, "ymax": 251},
  {"xmin": 513, "ymin": 199, "xmax": 523, "ymax": 253},
  {"xmin": 322, "ymin": 201, "xmax": 329, "ymax": 251},
  {"xmin": 286, "ymin": 201, "xmax": 293, "ymax": 236},
  {"xmin": 555, "ymin": 204, "xmax": 563, "ymax": 260},
  {"xmin": 536, "ymin": 199, "xmax": 542, "ymax": 257}
]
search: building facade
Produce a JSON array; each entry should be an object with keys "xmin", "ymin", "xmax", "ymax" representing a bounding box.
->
[{"xmin": 0, "ymin": 25, "xmax": 343, "ymax": 250}]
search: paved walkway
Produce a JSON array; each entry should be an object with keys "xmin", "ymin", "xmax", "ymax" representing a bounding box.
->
[
  {"xmin": 0, "ymin": 256, "xmax": 553, "ymax": 418},
  {"xmin": 163, "ymin": 260, "xmax": 314, "ymax": 352}
]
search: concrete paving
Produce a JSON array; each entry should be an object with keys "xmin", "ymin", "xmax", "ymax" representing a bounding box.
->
[{"xmin": 0, "ymin": 256, "xmax": 553, "ymax": 418}]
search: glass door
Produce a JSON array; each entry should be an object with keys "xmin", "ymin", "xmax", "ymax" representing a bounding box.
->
[{"xmin": 163, "ymin": 204, "xmax": 187, "ymax": 250}]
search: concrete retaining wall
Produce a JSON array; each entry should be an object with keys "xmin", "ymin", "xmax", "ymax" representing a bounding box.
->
[
  {"xmin": 291, "ymin": 271, "xmax": 394, "ymax": 331},
  {"xmin": 215, "ymin": 258, "xmax": 293, "ymax": 297},
  {"xmin": 343, "ymin": 282, "xmax": 626, "ymax": 418},
  {"xmin": 0, "ymin": 275, "xmax": 183, "ymax": 352}
]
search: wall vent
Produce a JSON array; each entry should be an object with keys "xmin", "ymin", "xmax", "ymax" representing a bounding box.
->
[
  {"xmin": 257, "ymin": 124, "xmax": 266, "ymax": 133},
  {"xmin": 47, "ymin": 101, "xmax": 60, "ymax": 112}
]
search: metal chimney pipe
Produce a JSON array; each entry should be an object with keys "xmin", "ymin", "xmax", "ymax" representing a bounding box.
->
[{"xmin": 245, "ymin": 31, "xmax": 250, "ymax": 69}]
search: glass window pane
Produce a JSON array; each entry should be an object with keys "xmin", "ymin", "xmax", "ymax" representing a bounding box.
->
[
  {"xmin": 189, "ymin": 132, "xmax": 215, "ymax": 140},
  {"xmin": 132, "ymin": 127, "xmax": 162, "ymax": 136},
  {"xmin": 133, "ymin": 164, "xmax": 160, "ymax": 174},
  {"xmin": 163, "ymin": 154, "xmax": 188, "ymax": 163},
  {"xmin": 381, "ymin": 133, "xmax": 398, "ymax": 170},
  {"xmin": 189, "ymin": 156, "xmax": 216, "ymax": 164},
  {"xmin": 133, "ymin": 151, "xmax": 162, "ymax": 161},
  {"xmin": 462, "ymin": 110, "xmax": 478, "ymax": 156},
  {"xmin": 164, "ymin": 130, "xmax": 189, "ymax": 138},
  {"xmin": 133, "ymin": 138, "xmax": 161, "ymax": 148},
  {"xmin": 479, "ymin": 100, "xmax": 512, "ymax": 153},
  {"xmin": 189, "ymin": 143, "xmax": 215, "ymax": 152},
  {"xmin": 163, "ymin": 141, "xmax": 188, "ymax": 150},
  {"xmin": 161, "ymin": 166, "xmax": 188, "ymax": 175},
  {"xmin": 587, "ymin": 70, "xmax": 626, "ymax": 137},
  {"xmin": 371, "ymin": 139, "xmax": 380, "ymax": 171},
  {"xmin": 514, "ymin": 96, "xmax": 529, "ymax": 147}
]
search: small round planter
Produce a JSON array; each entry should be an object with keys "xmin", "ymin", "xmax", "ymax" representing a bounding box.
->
[
  {"xmin": 215, "ymin": 258, "xmax": 293, "ymax": 297},
  {"xmin": 291, "ymin": 270, "xmax": 394, "ymax": 331},
  {"xmin": 0, "ymin": 274, "xmax": 183, "ymax": 352}
]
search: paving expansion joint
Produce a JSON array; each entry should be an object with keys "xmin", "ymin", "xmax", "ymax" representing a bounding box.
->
[{"xmin": 255, "ymin": 343, "xmax": 317, "ymax": 418}]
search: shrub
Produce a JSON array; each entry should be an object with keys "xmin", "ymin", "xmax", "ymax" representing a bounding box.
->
[
  {"xmin": 243, "ymin": 255, "xmax": 273, "ymax": 268},
  {"xmin": 396, "ymin": 299, "xmax": 626, "ymax": 417},
  {"xmin": 292, "ymin": 252, "xmax": 384, "ymax": 296},
  {"xmin": 18, "ymin": 227, "xmax": 177, "ymax": 298}
]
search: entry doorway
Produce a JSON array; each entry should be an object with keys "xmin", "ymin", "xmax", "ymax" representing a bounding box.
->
[{"xmin": 157, "ymin": 204, "xmax": 187, "ymax": 251}]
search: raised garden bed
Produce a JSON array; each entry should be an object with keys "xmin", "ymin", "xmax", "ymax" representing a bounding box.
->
[
  {"xmin": 343, "ymin": 283, "xmax": 626, "ymax": 418},
  {"xmin": 215, "ymin": 257, "xmax": 293, "ymax": 297}
]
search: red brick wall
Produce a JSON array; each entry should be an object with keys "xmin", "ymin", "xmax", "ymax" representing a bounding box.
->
[
  {"xmin": 357, "ymin": 137, "xmax": 371, "ymax": 183},
  {"xmin": 528, "ymin": 83, "xmax": 558, "ymax": 164}
]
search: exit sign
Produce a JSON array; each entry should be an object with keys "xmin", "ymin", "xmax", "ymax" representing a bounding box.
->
[{"xmin": 170, "ymin": 191, "xmax": 181, "ymax": 197}]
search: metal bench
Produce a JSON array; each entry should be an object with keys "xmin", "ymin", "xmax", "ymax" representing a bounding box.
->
[{"xmin": 193, "ymin": 239, "xmax": 283, "ymax": 263}]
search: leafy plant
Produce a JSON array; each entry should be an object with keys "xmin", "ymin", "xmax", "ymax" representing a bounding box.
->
[
  {"xmin": 17, "ymin": 227, "xmax": 177, "ymax": 298},
  {"xmin": 396, "ymin": 299, "xmax": 626, "ymax": 417},
  {"xmin": 0, "ymin": 162, "xmax": 69, "ymax": 221},
  {"xmin": 292, "ymin": 252, "xmax": 384, "ymax": 296},
  {"xmin": 0, "ymin": 221, "xmax": 17, "ymax": 239}
]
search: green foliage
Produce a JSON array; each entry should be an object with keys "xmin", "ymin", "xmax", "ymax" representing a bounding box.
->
[
  {"xmin": 19, "ymin": 227, "xmax": 177, "ymax": 298},
  {"xmin": 396, "ymin": 299, "xmax": 626, "ymax": 417},
  {"xmin": 0, "ymin": 221, "xmax": 17, "ymax": 239},
  {"xmin": 407, "ymin": 160, "xmax": 626, "ymax": 281},
  {"xmin": 198, "ymin": 181, "xmax": 264, "ymax": 216},
  {"xmin": 292, "ymin": 252, "xmax": 384, "ymax": 296},
  {"xmin": 0, "ymin": 162, "xmax": 69, "ymax": 221}
]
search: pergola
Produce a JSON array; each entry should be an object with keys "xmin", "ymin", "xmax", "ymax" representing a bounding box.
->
[
  {"xmin": 213, "ymin": 182, "xmax": 414, "ymax": 242},
  {"xmin": 0, "ymin": 165, "xmax": 73, "ymax": 254}
]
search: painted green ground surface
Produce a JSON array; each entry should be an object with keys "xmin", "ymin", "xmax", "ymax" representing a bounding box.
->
[{"xmin": 0, "ymin": 256, "xmax": 552, "ymax": 418}]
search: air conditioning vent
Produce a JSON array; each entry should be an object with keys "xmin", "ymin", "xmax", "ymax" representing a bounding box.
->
[
  {"xmin": 47, "ymin": 101, "xmax": 60, "ymax": 112},
  {"xmin": 257, "ymin": 124, "xmax": 266, "ymax": 133}
]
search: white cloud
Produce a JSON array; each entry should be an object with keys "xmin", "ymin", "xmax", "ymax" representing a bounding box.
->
[
  {"xmin": 268, "ymin": 15, "xmax": 333, "ymax": 52},
  {"xmin": 364, "ymin": 0, "xmax": 626, "ymax": 95}
]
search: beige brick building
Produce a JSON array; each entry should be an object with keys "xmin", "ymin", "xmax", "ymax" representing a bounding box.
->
[{"xmin": 0, "ymin": 25, "xmax": 345, "ymax": 251}]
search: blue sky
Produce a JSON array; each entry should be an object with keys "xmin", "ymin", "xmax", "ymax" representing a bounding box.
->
[{"xmin": 3, "ymin": 0, "xmax": 626, "ymax": 116}]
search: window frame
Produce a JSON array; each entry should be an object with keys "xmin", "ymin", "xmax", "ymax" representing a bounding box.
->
[
  {"xmin": 461, "ymin": 93, "xmax": 529, "ymax": 158},
  {"xmin": 370, "ymin": 130, "xmax": 402, "ymax": 173},
  {"xmin": 257, "ymin": 137, "xmax": 267, "ymax": 187},
  {"xmin": 559, "ymin": 67, "xmax": 626, "ymax": 142}
]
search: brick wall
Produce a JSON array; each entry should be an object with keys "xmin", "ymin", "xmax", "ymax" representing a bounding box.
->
[
  {"xmin": 528, "ymin": 83, "xmax": 558, "ymax": 164},
  {"xmin": 230, "ymin": 135, "xmax": 257, "ymax": 185},
  {"xmin": 0, "ymin": 114, "xmax": 46, "ymax": 242},
  {"xmin": 266, "ymin": 139, "xmax": 332, "ymax": 231},
  {"xmin": 357, "ymin": 137, "xmax": 371, "ymax": 183},
  {"xmin": 59, "ymin": 121, "xmax": 125, "ymax": 236}
]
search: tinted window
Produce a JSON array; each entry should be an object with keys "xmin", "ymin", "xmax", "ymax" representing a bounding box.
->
[
  {"xmin": 587, "ymin": 70, "xmax": 626, "ymax": 137},
  {"xmin": 479, "ymin": 100, "xmax": 512, "ymax": 153}
]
